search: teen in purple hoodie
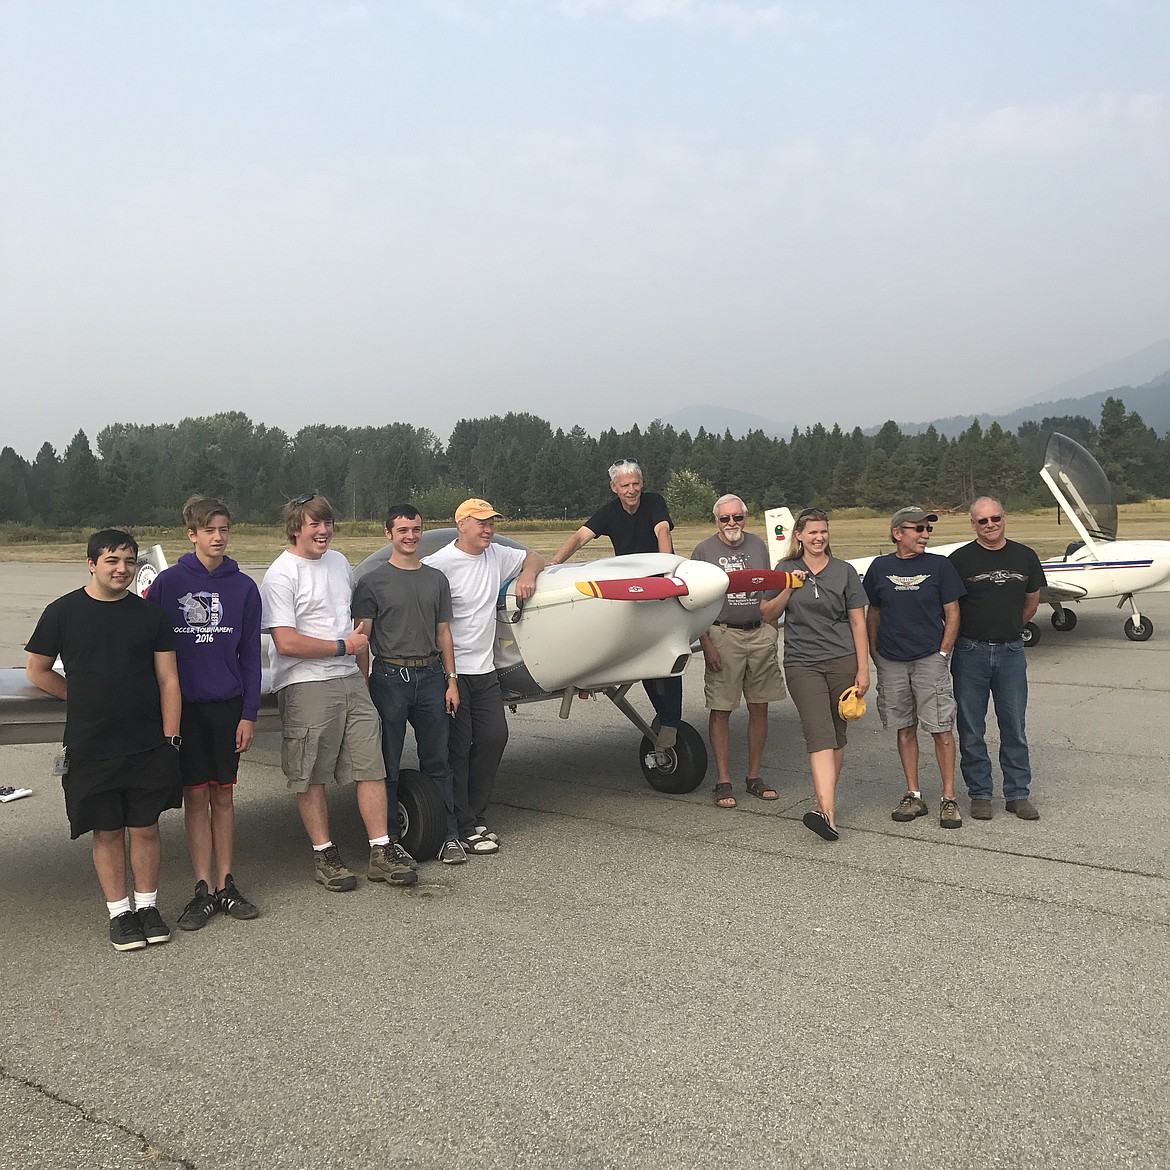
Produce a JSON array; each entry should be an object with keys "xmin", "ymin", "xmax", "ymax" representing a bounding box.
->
[{"xmin": 148, "ymin": 495, "xmax": 263, "ymax": 932}]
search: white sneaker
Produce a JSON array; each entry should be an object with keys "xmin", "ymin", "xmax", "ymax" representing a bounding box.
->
[{"xmin": 0, "ymin": 786, "xmax": 32, "ymax": 803}]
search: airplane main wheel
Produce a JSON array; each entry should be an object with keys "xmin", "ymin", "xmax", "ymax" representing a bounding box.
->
[
  {"xmin": 1021, "ymin": 622, "xmax": 1041, "ymax": 647},
  {"xmin": 1051, "ymin": 608, "xmax": 1078, "ymax": 632},
  {"xmin": 639, "ymin": 721, "xmax": 708, "ymax": 794},
  {"xmin": 395, "ymin": 769, "xmax": 448, "ymax": 861},
  {"xmin": 1125, "ymin": 616, "xmax": 1154, "ymax": 642}
]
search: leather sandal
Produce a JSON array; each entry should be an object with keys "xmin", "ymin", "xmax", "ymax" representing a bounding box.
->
[
  {"xmin": 745, "ymin": 777, "xmax": 778, "ymax": 801},
  {"xmin": 713, "ymin": 783, "xmax": 737, "ymax": 809}
]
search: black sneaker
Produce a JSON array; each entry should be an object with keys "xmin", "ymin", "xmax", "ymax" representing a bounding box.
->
[
  {"xmin": 137, "ymin": 905, "xmax": 172, "ymax": 945},
  {"xmin": 217, "ymin": 874, "xmax": 259, "ymax": 920},
  {"xmin": 178, "ymin": 880, "xmax": 219, "ymax": 931},
  {"xmin": 109, "ymin": 910, "xmax": 147, "ymax": 952}
]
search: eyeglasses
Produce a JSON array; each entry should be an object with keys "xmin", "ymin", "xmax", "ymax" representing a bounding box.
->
[
  {"xmin": 901, "ymin": 523, "xmax": 933, "ymax": 533},
  {"xmin": 717, "ymin": 513, "xmax": 746, "ymax": 524},
  {"xmin": 291, "ymin": 492, "xmax": 318, "ymax": 506},
  {"xmin": 975, "ymin": 515, "xmax": 1003, "ymax": 526}
]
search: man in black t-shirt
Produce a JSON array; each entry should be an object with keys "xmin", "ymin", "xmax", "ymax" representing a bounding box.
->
[
  {"xmin": 26, "ymin": 529, "xmax": 183, "ymax": 952},
  {"xmin": 948, "ymin": 498, "xmax": 1047, "ymax": 822},
  {"xmin": 550, "ymin": 459, "xmax": 682, "ymax": 745}
]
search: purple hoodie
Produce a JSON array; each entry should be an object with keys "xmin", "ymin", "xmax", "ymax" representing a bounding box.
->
[{"xmin": 148, "ymin": 553, "xmax": 263, "ymax": 721}]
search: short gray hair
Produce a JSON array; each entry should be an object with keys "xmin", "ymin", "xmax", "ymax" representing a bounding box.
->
[
  {"xmin": 608, "ymin": 460, "xmax": 642, "ymax": 485},
  {"xmin": 969, "ymin": 496, "xmax": 1004, "ymax": 517},
  {"xmin": 712, "ymin": 493, "xmax": 745, "ymax": 519}
]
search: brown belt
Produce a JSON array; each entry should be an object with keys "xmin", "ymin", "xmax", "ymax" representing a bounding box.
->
[{"xmin": 377, "ymin": 654, "xmax": 440, "ymax": 667}]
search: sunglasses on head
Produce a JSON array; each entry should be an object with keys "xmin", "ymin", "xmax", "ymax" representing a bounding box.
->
[
  {"xmin": 975, "ymin": 515, "xmax": 1003, "ymax": 526},
  {"xmin": 291, "ymin": 492, "xmax": 318, "ymax": 506},
  {"xmin": 717, "ymin": 513, "xmax": 746, "ymax": 524},
  {"xmin": 797, "ymin": 508, "xmax": 828, "ymax": 521},
  {"xmin": 901, "ymin": 523, "xmax": 933, "ymax": 533}
]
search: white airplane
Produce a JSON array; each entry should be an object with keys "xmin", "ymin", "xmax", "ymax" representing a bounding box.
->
[
  {"xmin": 766, "ymin": 432, "xmax": 1170, "ymax": 647},
  {"xmin": 0, "ymin": 535, "xmax": 800, "ymax": 859}
]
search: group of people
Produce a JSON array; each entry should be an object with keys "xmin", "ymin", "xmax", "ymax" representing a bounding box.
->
[{"xmin": 25, "ymin": 456, "xmax": 1044, "ymax": 952}]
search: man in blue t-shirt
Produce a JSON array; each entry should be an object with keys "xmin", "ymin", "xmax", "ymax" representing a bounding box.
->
[{"xmin": 863, "ymin": 507, "xmax": 966, "ymax": 830}]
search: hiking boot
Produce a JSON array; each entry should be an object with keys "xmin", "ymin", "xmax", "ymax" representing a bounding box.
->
[
  {"xmin": 1005, "ymin": 798, "xmax": 1040, "ymax": 820},
  {"xmin": 970, "ymin": 798, "xmax": 993, "ymax": 820},
  {"xmin": 368, "ymin": 844, "xmax": 419, "ymax": 886},
  {"xmin": 178, "ymin": 880, "xmax": 219, "ymax": 931},
  {"xmin": 939, "ymin": 798, "xmax": 963, "ymax": 829},
  {"xmin": 313, "ymin": 845, "xmax": 358, "ymax": 892},
  {"xmin": 109, "ymin": 910, "xmax": 147, "ymax": 952},
  {"xmin": 388, "ymin": 840, "xmax": 417, "ymax": 870},
  {"xmin": 217, "ymin": 874, "xmax": 259, "ymax": 920},
  {"xmin": 438, "ymin": 838, "xmax": 467, "ymax": 865},
  {"xmin": 892, "ymin": 792, "xmax": 928, "ymax": 822},
  {"xmin": 137, "ymin": 906, "xmax": 171, "ymax": 945}
]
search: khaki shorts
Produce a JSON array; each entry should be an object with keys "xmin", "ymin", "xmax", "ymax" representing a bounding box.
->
[
  {"xmin": 873, "ymin": 651, "xmax": 956, "ymax": 733},
  {"xmin": 276, "ymin": 675, "xmax": 386, "ymax": 793},
  {"xmin": 704, "ymin": 623, "xmax": 786, "ymax": 711},
  {"xmin": 784, "ymin": 654, "xmax": 858, "ymax": 754}
]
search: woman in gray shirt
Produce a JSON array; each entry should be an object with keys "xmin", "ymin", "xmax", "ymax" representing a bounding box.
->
[{"xmin": 765, "ymin": 509, "xmax": 870, "ymax": 841}]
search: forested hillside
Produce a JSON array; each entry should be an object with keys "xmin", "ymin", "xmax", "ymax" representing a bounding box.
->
[{"xmin": 1, "ymin": 397, "xmax": 1165, "ymax": 530}]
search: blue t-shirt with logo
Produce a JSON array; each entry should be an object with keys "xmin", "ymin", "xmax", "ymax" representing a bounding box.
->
[{"xmin": 862, "ymin": 551, "xmax": 966, "ymax": 662}]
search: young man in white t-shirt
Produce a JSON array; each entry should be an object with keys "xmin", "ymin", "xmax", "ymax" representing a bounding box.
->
[
  {"xmin": 423, "ymin": 499, "xmax": 543, "ymax": 854},
  {"xmin": 260, "ymin": 494, "xmax": 416, "ymax": 891}
]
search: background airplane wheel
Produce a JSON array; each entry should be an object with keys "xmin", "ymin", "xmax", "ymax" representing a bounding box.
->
[
  {"xmin": 1124, "ymin": 616, "xmax": 1154, "ymax": 642},
  {"xmin": 639, "ymin": 720, "xmax": 708, "ymax": 794},
  {"xmin": 1051, "ymin": 608, "xmax": 1077, "ymax": 632},
  {"xmin": 395, "ymin": 768, "xmax": 448, "ymax": 860},
  {"xmin": 1021, "ymin": 622, "xmax": 1041, "ymax": 647}
]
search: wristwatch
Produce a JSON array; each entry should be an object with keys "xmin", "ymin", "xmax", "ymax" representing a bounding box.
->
[
  {"xmin": 167, "ymin": 735, "xmax": 182, "ymax": 748},
  {"xmin": 446, "ymin": 673, "xmax": 458, "ymax": 680},
  {"xmin": 938, "ymin": 650, "xmax": 951, "ymax": 660}
]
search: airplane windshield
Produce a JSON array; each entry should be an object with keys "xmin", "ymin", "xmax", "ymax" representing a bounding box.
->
[{"xmin": 1043, "ymin": 433, "xmax": 1117, "ymax": 542}]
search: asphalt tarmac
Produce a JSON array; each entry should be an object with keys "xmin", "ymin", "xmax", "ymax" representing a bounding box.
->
[{"xmin": 1, "ymin": 564, "xmax": 1167, "ymax": 1170}]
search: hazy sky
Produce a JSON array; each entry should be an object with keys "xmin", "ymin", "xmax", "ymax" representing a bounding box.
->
[{"xmin": 3, "ymin": 0, "xmax": 1168, "ymax": 459}]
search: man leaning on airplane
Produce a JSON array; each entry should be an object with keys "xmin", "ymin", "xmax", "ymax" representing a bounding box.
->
[{"xmin": 863, "ymin": 507, "xmax": 966, "ymax": 830}]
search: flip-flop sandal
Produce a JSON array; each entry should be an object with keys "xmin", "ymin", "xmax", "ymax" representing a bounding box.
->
[
  {"xmin": 459, "ymin": 833, "xmax": 499, "ymax": 855},
  {"xmin": 713, "ymin": 783, "xmax": 737, "ymax": 809},
  {"xmin": 802, "ymin": 810, "xmax": 839, "ymax": 841},
  {"xmin": 745, "ymin": 777, "xmax": 778, "ymax": 801}
]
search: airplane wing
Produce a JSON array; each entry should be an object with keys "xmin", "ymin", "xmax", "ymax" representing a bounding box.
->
[{"xmin": 1040, "ymin": 581, "xmax": 1089, "ymax": 603}]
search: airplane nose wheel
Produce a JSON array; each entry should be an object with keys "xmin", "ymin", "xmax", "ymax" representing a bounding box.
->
[
  {"xmin": 1051, "ymin": 608, "xmax": 1077, "ymax": 632},
  {"xmin": 1124, "ymin": 616, "xmax": 1154, "ymax": 642},
  {"xmin": 1021, "ymin": 622, "xmax": 1040, "ymax": 647},
  {"xmin": 639, "ymin": 721, "xmax": 707, "ymax": 794}
]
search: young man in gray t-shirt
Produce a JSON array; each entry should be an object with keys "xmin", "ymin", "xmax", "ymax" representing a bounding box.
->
[{"xmin": 352, "ymin": 505, "xmax": 466, "ymax": 865}]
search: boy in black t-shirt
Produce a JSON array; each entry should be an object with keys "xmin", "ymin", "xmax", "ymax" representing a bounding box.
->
[{"xmin": 26, "ymin": 529, "xmax": 183, "ymax": 952}]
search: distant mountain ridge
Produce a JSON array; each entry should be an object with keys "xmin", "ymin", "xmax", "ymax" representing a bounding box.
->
[{"xmin": 658, "ymin": 338, "xmax": 1170, "ymax": 439}]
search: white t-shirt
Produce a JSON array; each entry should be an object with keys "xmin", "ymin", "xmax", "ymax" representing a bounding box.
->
[
  {"xmin": 260, "ymin": 548, "xmax": 359, "ymax": 691},
  {"xmin": 422, "ymin": 541, "xmax": 527, "ymax": 675}
]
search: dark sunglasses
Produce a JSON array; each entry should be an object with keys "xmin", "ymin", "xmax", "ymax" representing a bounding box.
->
[
  {"xmin": 975, "ymin": 515, "xmax": 1003, "ymax": 526},
  {"xmin": 717, "ymin": 513, "xmax": 746, "ymax": 524},
  {"xmin": 291, "ymin": 492, "xmax": 318, "ymax": 506},
  {"xmin": 797, "ymin": 508, "xmax": 828, "ymax": 521},
  {"xmin": 901, "ymin": 523, "xmax": 933, "ymax": 533}
]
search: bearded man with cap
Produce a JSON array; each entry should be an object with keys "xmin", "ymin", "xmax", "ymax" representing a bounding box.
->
[
  {"xmin": 423, "ymin": 499, "xmax": 544, "ymax": 854},
  {"xmin": 862, "ymin": 506, "xmax": 966, "ymax": 830}
]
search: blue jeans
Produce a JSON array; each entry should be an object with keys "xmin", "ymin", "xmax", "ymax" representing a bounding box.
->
[
  {"xmin": 368, "ymin": 660, "xmax": 458, "ymax": 840},
  {"xmin": 643, "ymin": 676, "xmax": 683, "ymax": 728},
  {"xmin": 951, "ymin": 637, "xmax": 1032, "ymax": 801}
]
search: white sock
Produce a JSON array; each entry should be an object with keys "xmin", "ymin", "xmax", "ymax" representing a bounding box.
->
[
  {"xmin": 312, "ymin": 841, "xmax": 334, "ymax": 852},
  {"xmin": 107, "ymin": 897, "xmax": 132, "ymax": 919},
  {"xmin": 369, "ymin": 835, "xmax": 390, "ymax": 847},
  {"xmin": 134, "ymin": 890, "xmax": 157, "ymax": 909},
  {"xmin": 910, "ymin": 790, "xmax": 922, "ymax": 799}
]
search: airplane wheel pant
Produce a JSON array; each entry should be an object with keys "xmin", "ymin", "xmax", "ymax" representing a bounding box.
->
[
  {"xmin": 643, "ymin": 676, "xmax": 683, "ymax": 728},
  {"xmin": 448, "ymin": 671, "xmax": 509, "ymax": 838}
]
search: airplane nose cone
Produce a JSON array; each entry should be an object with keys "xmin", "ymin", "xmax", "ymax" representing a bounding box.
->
[{"xmin": 673, "ymin": 559, "xmax": 729, "ymax": 611}]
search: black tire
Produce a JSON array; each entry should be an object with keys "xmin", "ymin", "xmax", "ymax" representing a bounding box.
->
[
  {"xmin": 1021, "ymin": 622, "xmax": 1041, "ymax": 647},
  {"xmin": 638, "ymin": 720, "xmax": 708, "ymax": 794},
  {"xmin": 394, "ymin": 768, "xmax": 448, "ymax": 860},
  {"xmin": 1124, "ymin": 616, "xmax": 1154, "ymax": 642},
  {"xmin": 1051, "ymin": 608, "xmax": 1078, "ymax": 632}
]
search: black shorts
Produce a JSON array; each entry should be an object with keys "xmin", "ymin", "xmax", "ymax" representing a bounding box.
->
[
  {"xmin": 63, "ymin": 745, "xmax": 183, "ymax": 839},
  {"xmin": 179, "ymin": 696, "xmax": 244, "ymax": 788}
]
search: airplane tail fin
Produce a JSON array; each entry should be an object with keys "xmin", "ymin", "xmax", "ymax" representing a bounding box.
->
[
  {"xmin": 763, "ymin": 507, "xmax": 797, "ymax": 569},
  {"xmin": 135, "ymin": 544, "xmax": 168, "ymax": 598}
]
